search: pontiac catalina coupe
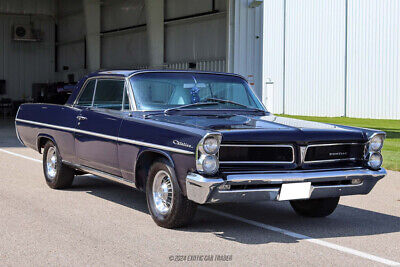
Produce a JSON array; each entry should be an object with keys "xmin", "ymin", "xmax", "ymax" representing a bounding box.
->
[{"xmin": 15, "ymin": 70, "xmax": 386, "ymax": 228}]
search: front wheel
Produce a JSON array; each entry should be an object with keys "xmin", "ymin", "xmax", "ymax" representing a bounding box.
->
[
  {"xmin": 290, "ymin": 197, "xmax": 340, "ymax": 217},
  {"xmin": 146, "ymin": 159, "xmax": 197, "ymax": 228},
  {"xmin": 43, "ymin": 141, "xmax": 75, "ymax": 189}
]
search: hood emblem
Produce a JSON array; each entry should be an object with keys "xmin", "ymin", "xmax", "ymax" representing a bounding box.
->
[
  {"xmin": 329, "ymin": 152, "xmax": 347, "ymax": 157},
  {"xmin": 173, "ymin": 140, "xmax": 193, "ymax": 149}
]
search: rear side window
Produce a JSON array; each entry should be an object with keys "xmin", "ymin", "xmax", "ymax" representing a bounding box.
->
[
  {"xmin": 93, "ymin": 79, "xmax": 125, "ymax": 110},
  {"xmin": 76, "ymin": 80, "xmax": 96, "ymax": 107}
]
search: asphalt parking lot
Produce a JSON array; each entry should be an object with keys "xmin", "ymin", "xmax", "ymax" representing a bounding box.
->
[{"xmin": 1, "ymin": 119, "xmax": 399, "ymax": 266}]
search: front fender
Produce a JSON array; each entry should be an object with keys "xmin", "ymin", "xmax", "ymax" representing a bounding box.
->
[{"xmin": 134, "ymin": 148, "xmax": 175, "ymax": 173}]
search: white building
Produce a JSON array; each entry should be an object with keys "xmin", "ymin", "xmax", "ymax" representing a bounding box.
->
[
  {"xmin": 0, "ymin": 0, "xmax": 398, "ymax": 119},
  {"xmin": 263, "ymin": 0, "xmax": 400, "ymax": 119}
]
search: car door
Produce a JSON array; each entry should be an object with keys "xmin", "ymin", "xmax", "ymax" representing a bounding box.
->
[{"xmin": 74, "ymin": 77, "xmax": 126, "ymax": 176}]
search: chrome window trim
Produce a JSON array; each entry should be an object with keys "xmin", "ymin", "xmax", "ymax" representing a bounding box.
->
[
  {"xmin": 127, "ymin": 70, "xmax": 247, "ymax": 80},
  {"xmin": 73, "ymin": 76, "xmax": 128, "ymax": 109},
  {"xmin": 125, "ymin": 77, "xmax": 137, "ymax": 110},
  {"xmin": 303, "ymin": 142, "xmax": 365, "ymax": 164},
  {"xmin": 219, "ymin": 144, "xmax": 295, "ymax": 164},
  {"xmin": 92, "ymin": 78, "xmax": 127, "ymax": 111},
  {"xmin": 15, "ymin": 118, "xmax": 194, "ymax": 155}
]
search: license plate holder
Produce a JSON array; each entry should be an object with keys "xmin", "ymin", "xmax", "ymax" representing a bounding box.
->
[{"xmin": 278, "ymin": 182, "xmax": 312, "ymax": 201}]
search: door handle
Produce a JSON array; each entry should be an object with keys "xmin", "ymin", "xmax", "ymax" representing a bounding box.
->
[{"xmin": 77, "ymin": 115, "xmax": 87, "ymax": 121}]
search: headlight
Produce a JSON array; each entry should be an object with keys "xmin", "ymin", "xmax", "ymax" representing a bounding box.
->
[
  {"xmin": 369, "ymin": 134, "xmax": 384, "ymax": 152},
  {"xmin": 203, "ymin": 137, "xmax": 219, "ymax": 154},
  {"xmin": 367, "ymin": 152, "xmax": 383, "ymax": 170},
  {"xmin": 196, "ymin": 133, "xmax": 222, "ymax": 175},
  {"xmin": 201, "ymin": 155, "xmax": 219, "ymax": 174}
]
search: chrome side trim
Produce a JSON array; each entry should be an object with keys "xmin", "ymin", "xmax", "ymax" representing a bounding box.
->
[
  {"xmin": 15, "ymin": 107, "xmax": 24, "ymax": 145},
  {"xmin": 16, "ymin": 118, "xmax": 77, "ymax": 132},
  {"xmin": 63, "ymin": 161, "xmax": 137, "ymax": 188},
  {"xmin": 118, "ymin": 137, "xmax": 194, "ymax": 154},
  {"xmin": 219, "ymin": 144, "xmax": 295, "ymax": 164},
  {"xmin": 304, "ymin": 142, "xmax": 365, "ymax": 164},
  {"xmin": 15, "ymin": 118, "xmax": 194, "ymax": 155}
]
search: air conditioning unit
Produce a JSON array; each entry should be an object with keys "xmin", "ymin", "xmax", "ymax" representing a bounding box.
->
[{"xmin": 13, "ymin": 24, "xmax": 41, "ymax": 42}]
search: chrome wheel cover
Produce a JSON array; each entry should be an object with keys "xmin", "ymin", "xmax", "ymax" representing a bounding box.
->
[
  {"xmin": 46, "ymin": 146, "xmax": 57, "ymax": 179},
  {"xmin": 152, "ymin": 170, "xmax": 174, "ymax": 215}
]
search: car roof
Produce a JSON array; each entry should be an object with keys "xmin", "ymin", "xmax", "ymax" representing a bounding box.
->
[{"xmin": 93, "ymin": 69, "xmax": 245, "ymax": 79}]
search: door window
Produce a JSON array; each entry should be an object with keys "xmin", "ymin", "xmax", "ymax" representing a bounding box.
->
[
  {"xmin": 76, "ymin": 79, "xmax": 96, "ymax": 107},
  {"xmin": 93, "ymin": 79, "xmax": 125, "ymax": 110}
]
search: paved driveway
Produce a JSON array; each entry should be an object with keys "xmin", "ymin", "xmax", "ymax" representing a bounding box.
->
[{"xmin": 1, "ymin": 120, "xmax": 399, "ymax": 266}]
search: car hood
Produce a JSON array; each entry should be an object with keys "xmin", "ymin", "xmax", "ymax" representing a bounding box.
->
[{"xmin": 148, "ymin": 113, "xmax": 367, "ymax": 144}]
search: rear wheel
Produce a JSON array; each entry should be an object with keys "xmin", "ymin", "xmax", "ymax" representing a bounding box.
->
[
  {"xmin": 43, "ymin": 141, "xmax": 74, "ymax": 189},
  {"xmin": 146, "ymin": 159, "xmax": 197, "ymax": 228},
  {"xmin": 290, "ymin": 197, "xmax": 340, "ymax": 217}
]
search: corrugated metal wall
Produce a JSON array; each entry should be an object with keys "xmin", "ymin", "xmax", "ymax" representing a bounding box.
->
[
  {"xmin": 263, "ymin": 0, "xmax": 285, "ymax": 113},
  {"xmin": 229, "ymin": 0, "xmax": 264, "ymax": 97},
  {"xmin": 0, "ymin": 0, "xmax": 55, "ymax": 100},
  {"xmin": 0, "ymin": 0, "xmax": 55, "ymax": 15},
  {"xmin": 101, "ymin": 0, "xmax": 148, "ymax": 69},
  {"xmin": 56, "ymin": 0, "xmax": 85, "ymax": 81},
  {"xmin": 346, "ymin": 0, "xmax": 400, "ymax": 119},
  {"xmin": 263, "ymin": 0, "xmax": 400, "ymax": 119},
  {"xmin": 57, "ymin": 0, "xmax": 227, "ymax": 81},
  {"xmin": 284, "ymin": 0, "xmax": 346, "ymax": 116},
  {"xmin": 166, "ymin": 59, "xmax": 226, "ymax": 72}
]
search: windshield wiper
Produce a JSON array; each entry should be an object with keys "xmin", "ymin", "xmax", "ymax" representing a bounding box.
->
[
  {"xmin": 164, "ymin": 102, "xmax": 218, "ymax": 115},
  {"xmin": 205, "ymin": 98, "xmax": 248, "ymax": 108},
  {"xmin": 205, "ymin": 98, "xmax": 267, "ymax": 113},
  {"xmin": 144, "ymin": 99, "xmax": 266, "ymax": 118},
  {"xmin": 143, "ymin": 102, "xmax": 219, "ymax": 118}
]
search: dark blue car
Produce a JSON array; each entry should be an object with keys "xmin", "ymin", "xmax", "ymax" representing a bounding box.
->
[{"xmin": 15, "ymin": 70, "xmax": 387, "ymax": 228}]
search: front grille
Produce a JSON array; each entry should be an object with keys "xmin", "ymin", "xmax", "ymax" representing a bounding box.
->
[
  {"xmin": 217, "ymin": 142, "xmax": 365, "ymax": 172},
  {"xmin": 304, "ymin": 143, "xmax": 365, "ymax": 163},
  {"xmin": 219, "ymin": 144, "xmax": 294, "ymax": 164}
]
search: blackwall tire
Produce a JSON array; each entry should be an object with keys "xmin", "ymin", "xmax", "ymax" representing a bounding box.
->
[
  {"xmin": 42, "ymin": 141, "xmax": 74, "ymax": 189},
  {"xmin": 290, "ymin": 197, "xmax": 340, "ymax": 217},
  {"xmin": 146, "ymin": 159, "xmax": 197, "ymax": 228}
]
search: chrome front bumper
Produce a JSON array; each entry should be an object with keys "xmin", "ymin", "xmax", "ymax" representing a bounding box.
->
[{"xmin": 185, "ymin": 168, "xmax": 387, "ymax": 204}]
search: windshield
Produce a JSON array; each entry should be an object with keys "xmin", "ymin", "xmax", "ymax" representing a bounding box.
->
[{"xmin": 129, "ymin": 72, "xmax": 265, "ymax": 111}]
